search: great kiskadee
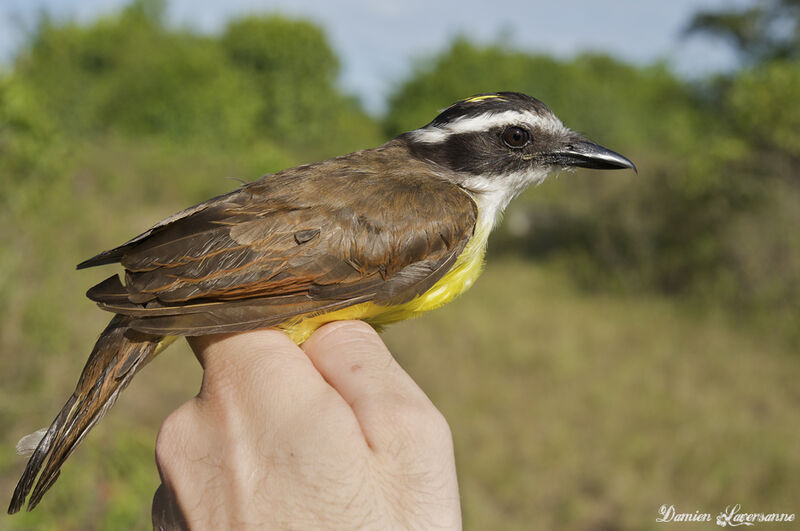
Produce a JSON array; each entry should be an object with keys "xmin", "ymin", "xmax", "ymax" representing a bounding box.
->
[{"xmin": 9, "ymin": 92, "xmax": 635, "ymax": 513}]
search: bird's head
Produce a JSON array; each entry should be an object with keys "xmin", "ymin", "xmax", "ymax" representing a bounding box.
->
[{"xmin": 403, "ymin": 92, "xmax": 636, "ymax": 224}]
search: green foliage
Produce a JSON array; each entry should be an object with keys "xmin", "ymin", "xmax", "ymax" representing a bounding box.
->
[
  {"xmin": 12, "ymin": 5, "xmax": 380, "ymax": 157},
  {"xmin": 221, "ymin": 16, "xmax": 381, "ymax": 157},
  {"xmin": 0, "ymin": 75, "xmax": 62, "ymax": 207},
  {"xmin": 729, "ymin": 59, "xmax": 800, "ymax": 155},
  {"xmin": 15, "ymin": 6, "xmax": 259, "ymax": 143},
  {"xmin": 685, "ymin": 0, "xmax": 800, "ymax": 64}
]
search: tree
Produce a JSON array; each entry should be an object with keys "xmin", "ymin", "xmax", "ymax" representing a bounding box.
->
[
  {"xmin": 685, "ymin": 0, "xmax": 800, "ymax": 65},
  {"xmin": 221, "ymin": 15, "xmax": 380, "ymax": 156},
  {"xmin": 11, "ymin": 3, "xmax": 381, "ymax": 157}
]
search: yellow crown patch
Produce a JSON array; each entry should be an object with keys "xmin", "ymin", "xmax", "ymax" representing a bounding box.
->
[{"xmin": 463, "ymin": 94, "xmax": 505, "ymax": 103}]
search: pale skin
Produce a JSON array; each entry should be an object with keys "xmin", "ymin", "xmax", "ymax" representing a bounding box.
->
[{"xmin": 152, "ymin": 320, "xmax": 462, "ymax": 530}]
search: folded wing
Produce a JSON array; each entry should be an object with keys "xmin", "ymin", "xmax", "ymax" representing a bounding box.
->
[{"xmin": 82, "ymin": 143, "xmax": 478, "ymax": 335}]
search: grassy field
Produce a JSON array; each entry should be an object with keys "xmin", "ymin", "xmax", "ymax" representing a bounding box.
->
[
  {"xmin": 2, "ymin": 254, "xmax": 797, "ymax": 530},
  {"xmin": 387, "ymin": 260, "xmax": 800, "ymax": 530}
]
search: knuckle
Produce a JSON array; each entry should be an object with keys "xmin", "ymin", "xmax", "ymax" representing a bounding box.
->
[
  {"xmin": 409, "ymin": 403, "xmax": 452, "ymax": 447},
  {"xmin": 199, "ymin": 358, "xmax": 250, "ymax": 404},
  {"xmin": 424, "ymin": 407, "xmax": 453, "ymax": 443},
  {"xmin": 155, "ymin": 401, "xmax": 197, "ymax": 464},
  {"xmin": 379, "ymin": 394, "xmax": 452, "ymax": 446}
]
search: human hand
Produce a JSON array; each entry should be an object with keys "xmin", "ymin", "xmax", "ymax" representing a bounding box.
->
[{"xmin": 152, "ymin": 320, "xmax": 461, "ymax": 530}]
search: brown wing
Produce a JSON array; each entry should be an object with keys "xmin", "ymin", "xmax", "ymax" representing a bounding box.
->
[{"xmin": 83, "ymin": 140, "xmax": 478, "ymax": 335}]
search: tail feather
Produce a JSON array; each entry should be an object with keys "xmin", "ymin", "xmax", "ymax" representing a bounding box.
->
[{"xmin": 8, "ymin": 315, "xmax": 163, "ymax": 514}]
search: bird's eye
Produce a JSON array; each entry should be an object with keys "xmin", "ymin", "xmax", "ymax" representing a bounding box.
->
[{"xmin": 502, "ymin": 126, "xmax": 530, "ymax": 148}]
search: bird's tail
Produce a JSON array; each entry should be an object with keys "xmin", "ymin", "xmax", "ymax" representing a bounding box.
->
[{"xmin": 8, "ymin": 314, "xmax": 166, "ymax": 513}]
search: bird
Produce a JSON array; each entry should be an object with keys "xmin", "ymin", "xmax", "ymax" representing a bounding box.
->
[{"xmin": 8, "ymin": 91, "xmax": 635, "ymax": 513}]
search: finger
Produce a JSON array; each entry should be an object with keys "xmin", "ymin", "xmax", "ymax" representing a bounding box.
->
[
  {"xmin": 302, "ymin": 321, "xmax": 442, "ymax": 448},
  {"xmin": 152, "ymin": 483, "xmax": 188, "ymax": 531},
  {"xmin": 186, "ymin": 329, "xmax": 329, "ymax": 415},
  {"xmin": 188, "ymin": 328, "xmax": 303, "ymax": 372}
]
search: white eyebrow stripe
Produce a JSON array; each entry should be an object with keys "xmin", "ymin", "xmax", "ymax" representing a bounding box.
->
[{"xmin": 410, "ymin": 110, "xmax": 567, "ymax": 144}]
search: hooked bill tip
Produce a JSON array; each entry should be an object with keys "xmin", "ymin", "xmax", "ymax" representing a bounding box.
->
[{"xmin": 556, "ymin": 140, "xmax": 637, "ymax": 173}]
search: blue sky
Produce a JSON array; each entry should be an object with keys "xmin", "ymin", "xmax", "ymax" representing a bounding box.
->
[{"xmin": 0, "ymin": 0, "xmax": 743, "ymax": 112}]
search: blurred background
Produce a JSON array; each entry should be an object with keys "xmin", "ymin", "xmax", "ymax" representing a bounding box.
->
[{"xmin": 1, "ymin": 0, "xmax": 798, "ymax": 529}]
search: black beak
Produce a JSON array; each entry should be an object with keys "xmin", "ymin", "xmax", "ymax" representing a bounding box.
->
[{"xmin": 553, "ymin": 140, "xmax": 637, "ymax": 173}]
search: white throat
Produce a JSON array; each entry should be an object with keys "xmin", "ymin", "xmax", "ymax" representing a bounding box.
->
[{"xmin": 462, "ymin": 166, "xmax": 552, "ymax": 232}]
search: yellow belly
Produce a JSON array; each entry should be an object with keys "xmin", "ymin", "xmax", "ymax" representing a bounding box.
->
[{"xmin": 280, "ymin": 222, "xmax": 491, "ymax": 343}]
